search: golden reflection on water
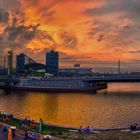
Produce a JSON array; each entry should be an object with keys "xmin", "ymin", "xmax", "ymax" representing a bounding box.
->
[
  {"xmin": 0, "ymin": 83, "xmax": 140, "ymax": 128},
  {"xmin": 20, "ymin": 93, "xmax": 98, "ymax": 126}
]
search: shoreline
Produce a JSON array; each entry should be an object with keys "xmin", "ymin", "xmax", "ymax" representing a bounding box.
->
[
  {"xmin": 0, "ymin": 112, "xmax": 130, "ymax": 132},
  {"xmin": 1, "ymin": 113, "xmax": 140, "ymax": 140}
]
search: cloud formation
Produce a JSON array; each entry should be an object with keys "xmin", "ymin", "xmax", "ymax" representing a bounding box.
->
[{"xmin": 0, "ymin": 0, "xmax": 140, "ymax": 71}]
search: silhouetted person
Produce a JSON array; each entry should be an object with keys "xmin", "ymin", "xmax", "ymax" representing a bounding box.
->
[{"xmin": 24, "ymin": 130, "xmax": 28, "ymax": 140}]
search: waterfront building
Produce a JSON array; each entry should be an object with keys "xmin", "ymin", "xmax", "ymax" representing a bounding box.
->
[
  {"xmin": 46, "ymin": 50, "xmax": 59, "ymax": 75},
  {"xmin": 7, "ymin": 50, "xmax": 13, "ymax": 77},
  {"xmin": 25, "ymin": 63, "xmax": 46, "ymax": 76},
  {"xmin": 16, "ymin": 53, "xmax": 45, "ymax": 76},
  {"xmin": 16, "ymin": 53, "xmax": 36, "ymax": 75},
  {"xmin": 16, "ymin": 53, "xmax": 26, "ymax": 75},
  {"xmin": 58, "ymin": 67, "xmax": 93, "ymax": 77},
  {"xmin": 0, "ymin": 67, "xmax": 4, "ymax": 76}
]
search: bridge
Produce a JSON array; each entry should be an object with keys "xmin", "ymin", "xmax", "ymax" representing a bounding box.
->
[
  {"xmin": 0, "ymin": 78, "xmax": 19, "ymax": 83},
  {"xmin": 1, "ymin": 75, "xmax": 140, "ymax": 84},
  {"xmin": 0, "ymin": 74, "xmax": 140, "ymax": 92},
  {"xmin": 84, "ymin": 75, "xmax": 140, "ymax": 82}
]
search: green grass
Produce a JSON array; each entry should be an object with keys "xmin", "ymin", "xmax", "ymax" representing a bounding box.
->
[
  {"xmin": 2, "ymin": 118, "xmax": 140, "ymax": 140},
  {"xmin": 0, "ymin": 118, "xmax": 70, "ymax": 137}
]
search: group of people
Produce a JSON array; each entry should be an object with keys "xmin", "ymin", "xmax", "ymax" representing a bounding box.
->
[
  {"xmin": 0, "ymin": 113, "xmax": 45, "ymax": 132},
  {"xmin": 130, "ymin": 124, "xmax": 140, "ymax": 131},
  {"xmin": 0, "ymin": 113, "xmax": 47, "ymax": 140},
  {"xmin": 23, "ymin": 117, "xmax": 43, "ymax": 140},
  {"xmin": 79, "ymin": 126, "xmax": 93, "ymax": 133},
  {"xmin": 24, "ymin": 116, "xmax": 38, "ymax": 129},
  {"xmin": 0, "ymin": 112, "xmax": 13, "ymax": 122},
  {"xmin": 23, "ymin": 116, "xmax": 44, "ymax": 130},
  {"xmin": 24, "ymin": 130, "xmax": 40, "ymax": 140},
  {"xmin": 1, "ymin": 125, "xmax": 16, "ymax": 138}
]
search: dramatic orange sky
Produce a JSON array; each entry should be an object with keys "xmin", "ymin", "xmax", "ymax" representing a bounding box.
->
[{"xmin": 0, "ymin": 0, "xmax": 140, "ymax": 71}]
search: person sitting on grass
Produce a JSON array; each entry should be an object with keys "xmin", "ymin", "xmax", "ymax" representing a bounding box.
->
[
  {"xmin": 87, "ymin": 126, "xmax": 93, "ymax": 133},
  {"xmin": 130, "ymin": 124, "xmax": 139, "ymax": 131},
  {"xmin": 0, "ymin": 122, "xmax": 3, "ymax": 127},
  {"xmin": 83, "ymin": 126, "xmax": 92, "ymax": 133},
  {"xmin": 3, "ymin": 125, "xmax": 9, "ymax": 132},
  {"xmin": 24, "ymin": 116, "xmax": 30, "ymax": 126},
  {"xmin": 7, "ymin": 114, "xmax": 13, "ymax": 119},
  {"xmin": 3, "ymin": 116, "xmax": 10, "ymax": 122},
  {"xmin": 30, "ymin": 121, "xmax": 39, "ymax": 130},
  {"xmin": 78, "ymin": 125, "xmax": 84, "ymax": 132},
  {"xmin": 24, "ymin": 130, "xmax": 28, "ymax": 140}
]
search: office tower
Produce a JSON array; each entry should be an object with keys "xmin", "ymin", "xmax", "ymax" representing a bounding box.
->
[
  {"xmin": 16, "ymin": 53, "xmax": 26, "ymax": 75},
  {"xmin": 46, "ymin": 50, "xmax": 59, "ymax": 75}
]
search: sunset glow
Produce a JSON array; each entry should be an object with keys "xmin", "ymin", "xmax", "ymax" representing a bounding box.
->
[{"xmin": 0, "ymin": 0, "xmax": 140, "ymax": 71}]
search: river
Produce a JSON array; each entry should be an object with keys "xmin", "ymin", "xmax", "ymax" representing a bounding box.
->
[{"xmin": 0, "ymin": 83, "xmax": 140, "ymax": 128}]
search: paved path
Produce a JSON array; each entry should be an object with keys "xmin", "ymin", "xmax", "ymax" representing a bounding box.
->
[{"xmin": 0, "ymin": 127, "xmax": 27, "ymax": 140}]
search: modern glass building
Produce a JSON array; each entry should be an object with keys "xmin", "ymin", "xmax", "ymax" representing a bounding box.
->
[
  {"xmin": 46, "ymin": 50, "xmax": 59, "ymax": 75},
  {"xmin": 16, "ymin": 53, "xmax": 26, "ymax": 75},
  {"xmin": 16, "ymin": 53, "xmax": 36, "ymax": 75}
]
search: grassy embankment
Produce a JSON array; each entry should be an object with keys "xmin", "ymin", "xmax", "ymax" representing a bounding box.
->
[{"xmin": 1, "ymin": 118, "xmax": 140, "ymax": 140}]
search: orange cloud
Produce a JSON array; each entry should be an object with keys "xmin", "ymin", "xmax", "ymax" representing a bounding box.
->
[
  {"xmin": 0, "ymin": 0, "xmax": 140, "ymax": 71},
  {"xmin": 20, "ymin": 1, "xmax": 107, "ymax": 57}
]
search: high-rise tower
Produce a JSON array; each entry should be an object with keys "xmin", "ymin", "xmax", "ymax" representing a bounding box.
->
[{"xmin": 46, "ymin": 50, "xmax": 59, "ymax": 75}]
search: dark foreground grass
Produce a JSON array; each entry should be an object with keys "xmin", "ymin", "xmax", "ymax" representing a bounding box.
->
[{"xmin": 3, "ymin": 118, "xmax": 71, "ymax": 139}]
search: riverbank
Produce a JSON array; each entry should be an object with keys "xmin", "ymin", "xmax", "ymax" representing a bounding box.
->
[
  {"xmin": 0, "ymin": 113, "xmax": 140, "ymax": 140},
  {"xmin": 1, "ymin": 123, "xmax": 140, "ymax": 140}
]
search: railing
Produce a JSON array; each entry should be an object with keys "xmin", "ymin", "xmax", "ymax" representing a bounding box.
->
[{"xmin": 85, "ymin": 75, "xmax": 140, "ymax": 82}]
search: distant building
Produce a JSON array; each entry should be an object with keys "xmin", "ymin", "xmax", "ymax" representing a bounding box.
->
[
  {"xmin": 16, "ymin": 53, "xmax": 36, "ymax": 75},
  {"xmin": 16, "ymin": 53, "xmax": 25, "ymax": 75},
  {"xmin": 7, "ymin": 50, "xmax": 13, "ymax": 77},
  {"xmin": 74, "ymin": 64, "xmax": 80, "ymax": 68},
  {"xmin": 58, "ymin": 67, "xmax": 93, "ymax": 77},
  {"xmin": 16, "ymin": 53, "xmax": 46, "ymax": 76},
  {"xmin": 46, "ymin": 50, "xmax": 59, "ymax": 75},
  {"xmin": 0, "ymin": 67, "xmax": 4, "ymax": 76},
  {"xmin": 25, "ymin": 63, "xmax": 46, "ymax": 76}
]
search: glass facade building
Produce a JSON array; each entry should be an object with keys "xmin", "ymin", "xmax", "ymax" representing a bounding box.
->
[
  {"xmin": 16, "ymin": 53, "xmax": 36, "ymax": 75},
  {"xmin": 16, "ymin": 54, "xmax": 26, "ymax": 75},
  {"xmin": 46, "ymin": 50, "xmax": 59, "ymax": 75}
]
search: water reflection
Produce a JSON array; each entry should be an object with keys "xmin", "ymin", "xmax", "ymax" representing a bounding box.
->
[{"xmin": 0, "ymin": 83, "xmax": 140, "ymax": 128}]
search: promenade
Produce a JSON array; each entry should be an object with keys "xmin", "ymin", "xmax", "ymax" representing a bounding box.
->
[{"xmin": 0, "ymin": 128, "xmax": 24, "ymax": 140}]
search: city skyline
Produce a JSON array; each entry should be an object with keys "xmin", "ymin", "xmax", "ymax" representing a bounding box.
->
[{"xmin": 0, "ymin": 0, "xmax": 140, "ymax": 72}]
